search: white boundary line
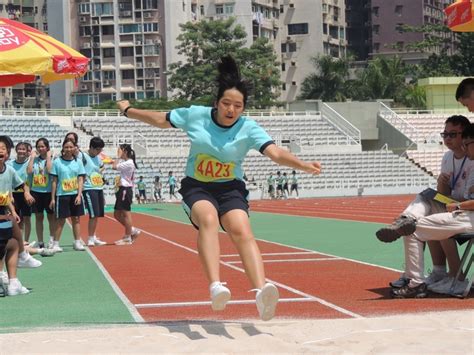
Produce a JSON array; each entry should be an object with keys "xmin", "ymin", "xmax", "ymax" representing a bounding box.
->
[
  {"xmin": 114, "ymin": 213, "xmax": 363, "ymax": 319},
  {"xmin": 134, "ymin": 211, "xmax": 402, "ymax": 273},
  {"xmin": 222, "ymin": 251, "xmax": 319, "ymax": 257},
  {"xmin": 226, "ymin": 257, "xmax": 342, "ymax": 264},
  {"xmin": 135, "ymin": 297, "xmax": 316, "ymax": 309},
  {"xmin": 65, "ymin": 220, "xmax": 144, "ymax": 323}
]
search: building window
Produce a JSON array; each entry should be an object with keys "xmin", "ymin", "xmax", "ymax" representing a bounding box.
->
[
  {"xmin": 122, "ymin": 70, "xmax": 135, "ymax": 79},
  {"xmin": 288, "ymin": 23, "xmax": 308, "ymax": 35},
  {"xmin": 288, "ymin": 42, "xmax": 297, "ymax": 52},
  {"xmin": 323, "ymin": 23, "xmax": 327, "ymax": 35},
  {"xmin": 200, "ymin": 5, "xmax": 204, "ymax": 15},
  {"xmin": 281, "ymin": 43, "xmax": 287, "ymax": 53},
  {"xmin": 339, "ymin": 28, "xmax": 345, "ymax": 39},
  {"xmin": 373, "ymin": 25, "xmax": 380, "ymax": 34},
  {"xmin": 224, "ymin": 4, "xmax": 234, "ymax": 14},
  {"xmin": 281, "ymin": 63, "xmax": 286, "ymax": 72},
  {"xmin": 280, "ymin": 5, "xmax": 284, "ymax": 13},
  {"xmin": 215, "ymin": 5, "xmax": 223, "ymax": 15},
  {"xmin": 103, "ymin": 71, "xmax": 115, "ymax": 80},
  {"xmin": 78, "ymin": 3, "xmax": 90, "ymax": 14},
  {"xmin": 103, "ymin": 48, "xmax": 115, "ymax": 58},
  {"xmin": 282, "ymin": 83, "xmax": 286, "ymax": 91},
  {"xmin": 121, "ymin": 47, "xmax": 134, "ymax": 57},
  {"xmin": 395, "ymin": 5, "xmax": 403, "ymax": 16},
  {"xmin": 372, "ymin": 6, "xmax": 379, "ymax": 16},
  {"xmin": 373, "ymin": 43, "xmax": 380, "ymax": 52}
]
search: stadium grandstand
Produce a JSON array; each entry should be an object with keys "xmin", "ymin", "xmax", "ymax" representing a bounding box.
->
[{"xmin": 3, "ymin": 102, "xmax": 473, "ymax": 203}]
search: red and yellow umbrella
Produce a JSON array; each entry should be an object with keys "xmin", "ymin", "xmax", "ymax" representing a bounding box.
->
[
  {"xmin": 445, "ymin": 0, "xmax": 474, "ymax": 32},
  {"xmin": 0, "ymin": 17, "xmax": 89, "ymax": 87}
]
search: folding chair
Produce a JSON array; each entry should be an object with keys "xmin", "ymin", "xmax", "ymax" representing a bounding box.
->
[{"xmin": 450, "ymin": 233, "xmax": 474, "ymax": 298}]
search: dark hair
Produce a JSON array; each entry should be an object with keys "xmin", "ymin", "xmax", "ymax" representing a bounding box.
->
[
  {"xmin": 61, "ymin": 138, "xmax": 77, "ymax": 160},
  {"xmin": 35, "ymin": 137, "xmax": 50, "ymax": 151},
  {"xmin": 456, "ymin": 78, "xmax": 474, "ymax": 100},
  {"xmin": 15, "ymin": 141, "xmax": 29, "ymax": 151},
  {"xmin": 0, "ymin": 135, "xmax": 13, "ymax": 155},
  {"xmin": 89, "ymin": 136, "xmax": 105, "ymax": 149},
  {"xmin": 63, "ymin": 132, "xmax": 79, "ymax": 146},
  {"xmin": 462, "ymin": 123, "xmax": 474, "ymax": 139},
  {"xmin": 445, "ymin": 115, "xmax": 470, "ymax": 130},
  {"xmin": 139, "ymin": 176, "xmax": 143, "ymax": 179},
  {"xmin": 119, "ymin": 143, "xmax": 138, "ymax": 168},
  {"xmin": 216, "ymin": 56, "xmax": 250, "ymax": 106}
]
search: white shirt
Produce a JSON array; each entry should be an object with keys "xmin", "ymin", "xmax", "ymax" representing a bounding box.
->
[
  {"xmin": 117, "ymin": 159, "xmax": 136, "ymax": 187},
  {"xmin": 440, "ymin": 151, "xmax": 474, "ymax": 201}
]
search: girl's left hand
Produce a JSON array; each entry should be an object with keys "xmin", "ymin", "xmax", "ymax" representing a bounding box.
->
[{"xmin": 75, "ymin": 195, "xmax": 82, "ymax": 206}]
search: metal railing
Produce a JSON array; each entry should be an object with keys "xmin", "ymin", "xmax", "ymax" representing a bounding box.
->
[
  {"xmin": 320, "ymin": 103, "xmax": 361, "ymax": 145},
  {"xmin": 379, "ymin": 102, "xmax": 420, "ymax": 141}
]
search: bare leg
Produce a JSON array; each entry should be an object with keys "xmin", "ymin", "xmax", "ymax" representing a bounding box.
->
[
  {"xmin": 47, "ymin": 213, "xmax": 56, "ymax": 240},
  {"xmin": 440, "ymin": 238, "xmax": 463, "ymax": 279},
  {"xmin": 5, "ymin": 238, "xmax": 19, "ymax": 279},
  {"xmin": 35, "ymin": 213, "xmax": 44, "ymax": 243},
  {"xmin": 221, "ymin": 209, "xmax": 265, "ymax": 289},
  {"xmin": 24, "ymin": 216, "xmax": 31, "ymax": 242},
  {"xmin": 12, "ymin": 222, "xmax": 25, "ymax": 254},
  {"xmin": 71, "ymin": 216, "xmax": 81, "ymax": 241},
  {"xmin": 427, "ymin": 241, "xmax": 447, "ymax": 268},
  {"xmin": 190, "ymin": 200, "xmax": 221, "ymax": 284},
  {"xmin": 88, "ymin": 217, "xmax": 98, "ymax": 237},
  {"xmin": 54, "ymin": 218, "xmax": 66, "ymax": 242}
]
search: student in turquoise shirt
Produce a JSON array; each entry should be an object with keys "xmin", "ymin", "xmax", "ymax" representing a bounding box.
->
[
  {"xmin": 117, "ymin": 56, "xmax": 322, "ymax": 321},
  {"xmin": 50, "ymin": 138, "xmax": 86, "ymax": 252}
]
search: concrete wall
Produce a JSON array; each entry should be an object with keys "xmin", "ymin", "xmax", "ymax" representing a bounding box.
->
[
  {"xmin": 418, "ymin": 77, "xmax": 467, "ymax": 111},
  {"xmin": 327, "ymin": 101, "xmax": 380, "ymax": 140},
  {"xmin": 376, "ymin": 115, "xmax": 415, "ymax": 155}
]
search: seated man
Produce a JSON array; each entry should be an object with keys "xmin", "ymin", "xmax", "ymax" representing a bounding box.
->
[
  {"xmin": 377, "ymin": 124, "xmax": 474, "ymax": 298},
  {"xmin": 376, "ymin": 115, "xmax": 474, "ymax": 289}
]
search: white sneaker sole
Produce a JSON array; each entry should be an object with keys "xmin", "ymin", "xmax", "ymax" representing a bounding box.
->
[
  {"xmin": 258, "ymin": 284, "xmax": 279, "ymax": 321},
  {"xmin": 211, "ymin": 289, "xmax": 231, "ymax": 311}
]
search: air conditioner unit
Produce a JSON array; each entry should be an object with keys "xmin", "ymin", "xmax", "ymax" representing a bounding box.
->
[
  {"xmin": 94, "ymin": 65, "xmax": 100, "ymax": 70},
  {"xmin": 93, "ymin": 42, "xmax": 100, "ymax": 47},
  {"xmin": 137, "ymin": 85, "xmax": 143, "ymax": 90},
  {"xmin": 147, "ymin": 62, "xmax": 154, "ymax": 67},
  {"xmin": 92, "ymin": 19, "xmax": 99, "ymax": 24},
  {"xmin": 81, "ymin": 84, "xmax": 88, "ymax": 90},
  {"xmin": 103, "ymin": 80, "xmax": 110, "ymax": 86},
  {"xmin": 146, "ymin": 83, "xmax": 154, "ymax": 88},
  {"xmin": 122, "ymin": 11, "xmax": 132, "ymax": 16},
  {"xmin": 80, "ymin": 16, "xmax": 87, "ymax": 22},
  {"xmin": 83, "ymin": 42, "xmax": 91, "ymax": 48},
  {"xmin": 144, "ymin": 13, "xmax": 152, "ymax": 18},
  {"xmin": 135, "ymin": 40, "xmax": 142, "ymax": 45},
  {"xmin": 136, "ymin": 62, "xmax": 143, "ymax": 68},
  {"xmin": 145, "ymin": 39, "xmax": 153, "ymax": 45},
  {"xmin": 291, "ymin": 81, "xmax": 296, "ymax": 85}
]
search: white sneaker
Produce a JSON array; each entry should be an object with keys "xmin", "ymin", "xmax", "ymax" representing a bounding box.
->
[
  {"xmin": 87, "ymin": 238, "xmax": 95, "ymax": 247},
  {"xmin": 47, "ymin": 239, "xmax": 54, "ymax": 249},
  {"xmin": 51, "ymin": 245, "xmax": 63, "ymax": 253},
  {"xmin": 115, "ymin": 236, "xmax": 133, "ymax": 245},
  {"xmin": 429, "ymin": 276, "xmax": 470, "ymax": 295},
  {"xmin": 424, "ymin": 270, "xmax": 448, "ymax": 285},
  {"xmin": 93, "ymin": 237, "xmax": 107, "ymax": 246},
  {"xmin": 17, "ymin": 252, "xmax": 42, "ymax": 268},
  {"xmin": 131, "ymin": 227, "xmax": 141, "ymax": 241},
  {"xmin": 38, "ymin": 248, "xmax": 55, "ymax": 257},
  {"xmin": 256, "ymin": 283, "xmax": 279, "ymax": 321},
  {"xmin": 210, "ymin": 282, "xmax": 231, "ymax": 311},
  {"xmin": 7, "ymin": 280, "xmax": 29, "ymax": 296},
  {"xmin": 73, "ymin": 241, "xmax": 85, "ymax": 251},
  {"xmin": 0, "ymin": 271, "xmax": 9, "ymax": 286}
]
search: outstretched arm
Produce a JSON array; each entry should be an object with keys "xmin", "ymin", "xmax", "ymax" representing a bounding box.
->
[
  {"xmin": 263, "ymin": 144, "xmax": 321, "ymax": 175},
  {"xmin": 117, "ymin": 100, "xmax": 172, "ymax": 129}
]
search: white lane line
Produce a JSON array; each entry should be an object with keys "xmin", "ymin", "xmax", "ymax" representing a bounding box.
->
[
  {"xmin": 115, "ymin": 213, "xmax": 363, "ymax": 319},
  {"xmin": 135, "ymin": 297, "xmax": 313, "ymax": 309},
  {"xmin": 133, "ymin": 211, "xmax": 402, "ymax": 273},
  {"xmin": 65, "ymin": 219, "xmax": 144, "ymax": 323},
  {"xmin": 222, "ymin": 251, "xmax": 320, "ymax": 257},
  {"xmin": 226, "ymin": 257, "xmax": 342, "ymax": 264}
]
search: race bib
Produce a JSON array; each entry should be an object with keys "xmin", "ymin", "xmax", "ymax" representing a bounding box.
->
[
  {"xmin": 33, "ymin": 174, "xmax": 48, "ymax": 188},
  {"xmin": 61, "ymin": 178, "xmax": 78, "ymax": 192},
  {"xmin": 90, "ymin": 173, "xmax": 104, "ymax": 187},
  {"xmin": 194, "ymin": 154, "xmax": 236, "ymax": 182},
  {"xmin": 0, "ymin": 192, "xmax": 10, "ymax": 206}
]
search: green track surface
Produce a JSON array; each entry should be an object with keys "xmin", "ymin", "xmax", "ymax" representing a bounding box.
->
[{"xmin": 3, "ymin": 202, "xmax": 454, "ymax": 332}]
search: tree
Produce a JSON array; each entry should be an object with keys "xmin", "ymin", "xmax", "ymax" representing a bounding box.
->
[
  {"xmin": 450, "ymin": 32, "xmax": 474, "ymax": 76},
  {"xmin": 298, "ymin": 55, "xmax": 352, "ymax": 101},
  {"xmin": 167, "ymin": 17, "xmax": 281, "ymax": 108}
]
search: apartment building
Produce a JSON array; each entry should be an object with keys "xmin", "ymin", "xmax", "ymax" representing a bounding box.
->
[
  {"xmin": 0, "ymin": 0, "xmax": 48, "ymax": 109},
  {"xmin": 322, "ymin": 0, "xmax": 346, "ymax": 58},
  {"xmin": 346, "ymin": 0, "xmax": 456, "ymax": 63}
]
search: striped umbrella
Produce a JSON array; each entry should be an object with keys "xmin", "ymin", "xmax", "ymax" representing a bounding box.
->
[
  {"xmin": 445, "ymin": 0, "xmax": 474, "ymax": 32},
  {"xmin": 0, "ymin": 17, "xmax": 89, "ymax": 87}
]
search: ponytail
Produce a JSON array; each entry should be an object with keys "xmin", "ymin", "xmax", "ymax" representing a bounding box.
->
[{"xmin": 120, "ymin": 143, "xmax": 138, "ymax": 169}]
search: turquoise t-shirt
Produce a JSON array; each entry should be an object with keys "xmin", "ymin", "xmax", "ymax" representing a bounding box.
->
[
  {"xmin": 50, "ymin": 157, "xmax": 86, "ymax": 196},
  {"xmin": 168, "ymin": 175, "xmax": 176, "ymax": 186},
  {"xmin": 83, "ymin": 152, "xmax": 104, "ymax": 191},
  {"xmin": 168, "ymin": 106, "xmax": 273, "ymax": 182},
  {"xmin": 7, "ymin": 159, "xmax": 30, "ymax": 192},
  {"xmin": 30, "ymin": 156, "xmax": 52, "ymax": 193},
  {"xmin": 137, "ymin": 181, "xmax": 146, "ymax": 191},
  {"xmin": 0, "ymin": 165, "xmax": 23, "ymax": 228}
]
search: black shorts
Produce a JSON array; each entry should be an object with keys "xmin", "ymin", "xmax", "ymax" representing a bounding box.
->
[
  {"xmin": 283, "ymin": 183, "xmax": 289, "ymax": 190},
  {"xmin": 179, "ymin": 177, "xmax": 249, "ymax": 230},
  {"xmin": 139, "ymin": 189, "xmax": 147, "ymax": 198},
  {"xmin": 83, "ymin": 190, "xmax": 105, "ymax": 218},
  {"xmin": 12, "ymin": 192, "xmax": 32, "ymax": 219},
  {"xmin": 291, "ymin": 184, "xmax": 298, "ymax": 191},
  {"xmin": 55, "ymin": 195, "xmax": 85, "ymax": 219},
  {"xmin": 114, "ymin": 186, "xmax": 133, "ymax": 211},
  {"xmin": 277, "ymin": 184, "xmax": 283, "ymax": 191},
  {"xmin": 169, "ymin": 185, "xmax": 176, "ymax": 195},
  {"xmin": 268, "ymin": 185, "xmax": 274, "ymax": 193},
  {"xmin": 31, "ymin": 191, "xmax": 54, "ymax": 214},
  {"xmin": 0, "ymin": 222, "xmax": 13, "ymax": 260}
]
